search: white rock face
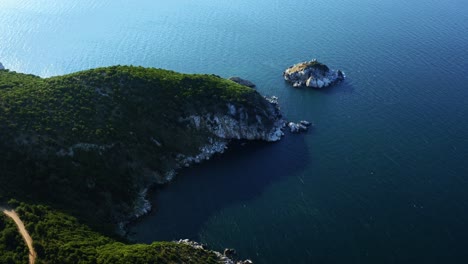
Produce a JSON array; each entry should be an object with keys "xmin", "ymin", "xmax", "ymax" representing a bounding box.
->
[
  {"xmin": 177, "ymin": 139, "xmax": 228, "ymax": 168},
  {"xmin": 177, "ymin": 239, "xmax": 254, "ymax": 264},
  {"xmin": 181, "ymin": 99, "xmax": 284, "ymax": 143},
  {"xmin": 0, "ymin": 62, "xmax": 4, "ymax": 70},
  {"xmin": 169, "ymin": 97, "xmax": 285, "ymax": 179}
]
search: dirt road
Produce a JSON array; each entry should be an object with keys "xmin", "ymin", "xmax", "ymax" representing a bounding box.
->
[{"xmin": 1, "ymin": 206, "xmax": 37, "ymax": 264}]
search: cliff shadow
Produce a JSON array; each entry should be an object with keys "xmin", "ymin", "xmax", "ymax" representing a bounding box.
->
[{"xmin": 127, "ymin": 133, "xmax": 309, "ymax": 243}]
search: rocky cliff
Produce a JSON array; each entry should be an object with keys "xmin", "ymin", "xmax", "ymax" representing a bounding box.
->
[{"xmin": 129, "ymin": 97, "xmax": 285, "ymax": 224}]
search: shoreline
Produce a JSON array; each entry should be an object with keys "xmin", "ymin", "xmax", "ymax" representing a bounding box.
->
[{"xmin": 119, "ymin": 96, "xmax": 286, "ymax": 235}]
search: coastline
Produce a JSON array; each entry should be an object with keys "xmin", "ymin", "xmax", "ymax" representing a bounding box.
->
[{"xmin": 120, "ymin": 96, "xmax": 286, "ymax": 233}]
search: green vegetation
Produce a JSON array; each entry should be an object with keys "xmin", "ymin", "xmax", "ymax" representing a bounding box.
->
[
  {"xmin": 0, "ymin": 65, "xmax": 274, "ymax": 262},
  {"xmin": 11, "ymin": 202, "xmax": 218, "ymax": 264},
  {"xmin": 0, "ymin": 66, "xmax": 273, "ymax": 228},
  {"xmin": 287, "ymin": 60, "xmax": 330, "ymax": 73},
  {"xmin": 0, "ymin": 211, "xmax": 29, "ymax": 264}
]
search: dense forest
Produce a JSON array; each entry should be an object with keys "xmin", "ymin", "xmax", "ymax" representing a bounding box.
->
[
  {"xmin": 0, "ymin": 210, "xmax": 29, "ymax": 263},
  {"xmin": 0, "ymin": 66, "xmax": 273, "ymax": 262},
  {"xmin": 1, "ymin": 201, "xmax": 219, "ymax": 263}
]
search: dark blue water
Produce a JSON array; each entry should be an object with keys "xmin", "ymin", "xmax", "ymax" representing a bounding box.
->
[{"xmin": 2, "ymin": 0, "xmax": 468, "ymax": 263}]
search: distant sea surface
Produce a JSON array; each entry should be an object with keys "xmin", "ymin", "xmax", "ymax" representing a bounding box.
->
[{"xmin": 2, "ymin": 0, "xmax": 468, "ymax": 263}]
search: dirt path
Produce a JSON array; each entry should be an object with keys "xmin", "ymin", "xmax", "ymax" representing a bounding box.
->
[{"xmin": 1, "ymin": 207, "xmax": 37, "ymax": 264}]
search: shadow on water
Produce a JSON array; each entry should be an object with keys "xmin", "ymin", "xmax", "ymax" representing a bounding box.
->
[
  {"xmin": 316, "ymin": 79, "xmax": 355, "ymax": 95},
  {"xmin": 128, "ymin": 133, "xmax": 310, "ymax": 243}
]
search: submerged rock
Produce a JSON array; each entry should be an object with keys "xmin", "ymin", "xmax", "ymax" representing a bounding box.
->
[
  {"xmin": 283, "ymin": 59, "xmax": 344, "ymax": 88},
  {"xmin": 228, "ymin": 77, "xmax": 256, "ymax": 88}
]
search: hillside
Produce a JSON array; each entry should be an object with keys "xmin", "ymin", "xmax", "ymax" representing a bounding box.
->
[
  {"xmin": 0, "ymin": 66, "xmax": 283, "ymax": 226},
  {"xmin": 0, "ymin": 209, "xmax": 29, "ymax": 263},
  {"xmin": 0, "ymin": 65, "xmax": 283, "ymax": 262},
  {"xmin": 1, "ymin": 202, "xmax": 221, "ymax": 264}
]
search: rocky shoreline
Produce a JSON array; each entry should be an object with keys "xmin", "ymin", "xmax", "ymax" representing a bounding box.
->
[
  {"xmin": 120, "ymin": 95, "xmax": 286, "ymax": 262},
  {"xmin": 122, "ymin": 95, "xmax": 286, "ymax": 231},
  {"xmin": 174, "ymin": 95, "xmax": 285, "ymax": 168},
  {"xmin": 283, "ymin": 59, "xmax": 345, "ymax": 88},
  {"xmin": 228, "ymin": 77, "xmax": 256, "ymax": 88},
  {"xmin": 177, "ymin": 239, "xmax": 254, "ymax": 264}
]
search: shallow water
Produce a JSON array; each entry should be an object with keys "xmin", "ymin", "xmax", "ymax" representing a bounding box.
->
[{"xmin": 1, "ymin": 0, "xmax": 468, "ymax": 263}]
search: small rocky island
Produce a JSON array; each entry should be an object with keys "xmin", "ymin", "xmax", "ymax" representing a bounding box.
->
[
  {"xmin": 288, "ymin": 120, "xmax": 312, "ymax": 133},
  {"xmin": 283, "ymin": 59, "xmax": 345, "ymax": 88}
]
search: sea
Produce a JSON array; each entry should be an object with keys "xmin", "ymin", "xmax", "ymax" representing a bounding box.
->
[{"xmin": 1, "ymin": 0, "xmax": 468, "ymax": 263}]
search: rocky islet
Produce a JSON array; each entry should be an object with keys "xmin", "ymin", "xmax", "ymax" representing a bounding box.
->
[
  {"xmin": 287, "ymin": 120, "xmax": 312, "ymax": 133},
  {"xmin": 283, "ymin": 59, "xmax": 345, "ymax": 88}
]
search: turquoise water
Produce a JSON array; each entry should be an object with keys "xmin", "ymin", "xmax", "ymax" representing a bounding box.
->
[{"xmin": 2, "ymin": 0, "xmax": 468, "ymax": 263}]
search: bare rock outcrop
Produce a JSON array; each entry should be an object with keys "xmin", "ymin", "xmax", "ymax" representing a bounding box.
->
[
  {"xmin": 177, "ymin": 239, "xmax": 254, "ymax": 264},
  {"xmin": 283, "ymin": 59, "xmax": 345, "ymax": 88}
]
